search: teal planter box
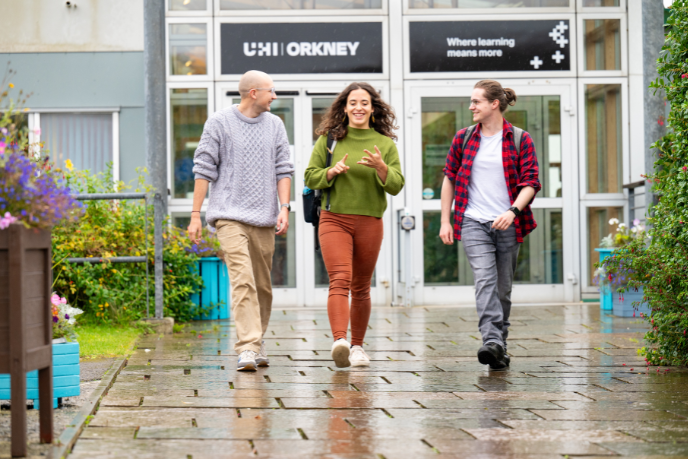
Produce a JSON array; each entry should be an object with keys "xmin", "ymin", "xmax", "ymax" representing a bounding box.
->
[
  {"xmin": 191, "ymin": 257, "xmax": 230, "ymax": 320},
  {"xmin": 595, "ymin": 248, "xmax": 614, "ymax": 311},
  {"xmin": 0, "ymin": 341, "xmax": 80, "ymax": 409},
  {"xmin": 612, "ymin": 286, "xmax": 650, "ymax": 317}
]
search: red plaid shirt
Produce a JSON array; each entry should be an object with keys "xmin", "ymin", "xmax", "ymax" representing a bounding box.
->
[{"xmin": 443, "ymin": 119, "xmax": 541, "ymax": 243}]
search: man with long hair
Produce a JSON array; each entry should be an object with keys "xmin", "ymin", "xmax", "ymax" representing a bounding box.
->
[{"xmin": 188, "ymin": 70, "xmax": 294, "ymax": 371}]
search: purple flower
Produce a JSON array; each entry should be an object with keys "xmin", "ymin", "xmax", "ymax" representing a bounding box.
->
[
  {"xmin": 64, "ymin": 314, "xmax": 69, "ymax": 320},
  {"xmin": 52, "ymin": 316, "xmax": 58, "ymax": 323}
]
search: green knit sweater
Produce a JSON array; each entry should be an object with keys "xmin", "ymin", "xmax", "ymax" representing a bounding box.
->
[{"xmin": 305, "ymin": 127, "xmax": 404, "ymax": 218}]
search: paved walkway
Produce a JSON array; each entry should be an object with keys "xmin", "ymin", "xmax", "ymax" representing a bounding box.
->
[{"xmin": 68, "ymin": 305, "xmax": 688, "ymax": 458}]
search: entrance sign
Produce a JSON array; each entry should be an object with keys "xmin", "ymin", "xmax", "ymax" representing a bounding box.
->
[
  {"xmin": 409, "ymin": 20, "xmax": 570, "ymax": 73},
  {"xmin": 221, "ymin": 22, "xmax": 383, "ymax": 75}
]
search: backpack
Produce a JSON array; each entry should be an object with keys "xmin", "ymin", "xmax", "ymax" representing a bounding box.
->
[
  {"xmin": 461, "ymin": 124, "xmax": 523, "ymax": 157},
  {"xmin": 302, "ymin": 133, "xmax": 336, "ymax": 251}
]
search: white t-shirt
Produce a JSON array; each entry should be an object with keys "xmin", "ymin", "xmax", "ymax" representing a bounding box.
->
[{"xmin": 464, "ymin": 130, "xmax": 512, "ymax": 223}]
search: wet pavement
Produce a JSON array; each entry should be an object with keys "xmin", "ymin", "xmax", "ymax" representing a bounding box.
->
[{"xmin": 68, "ymin": 304, "xmax": 688, "ymax": 458}]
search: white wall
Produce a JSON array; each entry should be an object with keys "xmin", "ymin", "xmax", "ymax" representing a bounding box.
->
[{"xmin": 0, "ymin": 0, "xmax": 144, "ymax": 53}]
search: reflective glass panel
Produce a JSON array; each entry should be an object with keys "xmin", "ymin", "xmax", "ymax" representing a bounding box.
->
[
  {"xmin": 169, "ymin": 0, "xmax": 207, "ymax": 10},
  {"xmin": 169, "ymin": 23, "xmax": 207, "ymax": 75},
  {"xmin": 585, "ymin": 84, "xmax": 622, "ymax": 193},
  {"xmin": 42, "ymin": 113, "xmax": 113, "ymax": 174},
  {"xmin": 584, "ymin": 19, "xmax": 621, "ymax": 71},
  {"xmin": 583, "ymin": 0, "xmax": 619, "ymax": 6},
  {"xmin": 172, "ymin": 88, "xmax": 207, "ymax": 199},
  {"xmin": 423, "ymin": 209, "xmax": 563, "ymax": 285},
  {"xmin": 587, "ymin": 206, "xmax": 622, "ymax": 283},
  {"xmin": 312, "ymin": 97, "xmax": 336, "ymax": 143},
  {"xmin": 421, "ymin": 96, "xmax": 562, "ymax": 200},
  {"xmin": 273, "ymin": 212, "xmax": 296, "ymax": 287},
  {"xmin": 220, "ymin": 0, "xmax": 381, "ymax": 9},
  {"xmin": 409, "ymin": 0, "xmax": 569, "ymax": 7}
]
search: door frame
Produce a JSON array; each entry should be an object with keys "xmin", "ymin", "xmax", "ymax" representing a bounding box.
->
[{"xmin": 403, "ymin": 78, "xmax": 580, "ymax": 306}]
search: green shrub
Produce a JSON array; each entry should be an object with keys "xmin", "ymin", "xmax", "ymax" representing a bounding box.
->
[
  {"xmin": 52, "ymin": 167, "xmax": 203, "ymax": 325},
  {"xmin": 603, "ymin": 2, "xmax": 688, "ymax": 366}
]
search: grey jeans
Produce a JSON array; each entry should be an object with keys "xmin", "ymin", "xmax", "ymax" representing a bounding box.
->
[{"xmin": 461, "ymin": 217, "xmax": 520, "ymax": 349}]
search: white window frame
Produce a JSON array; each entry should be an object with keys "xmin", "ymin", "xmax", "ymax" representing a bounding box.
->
[
  {"xmin": 402, "ymin": 13, "xmax": 578, "ymax": 80},
  {"xmin": 579, "ymin": 199, "xmax": 626, "ymax": 293},
  {"xmin": 577, "ymin": 77, "xmax": 629, "ymax": 201},
  {"xmin": 165, "ymin": 0, "xmax": 212, "ymax": 17},
  {"xmin": 213, "ymin": 0, "xmax": 388, "ymax": 17},
  {"xmin": 403, "ymin": 1, "xmax": 574, "ymax": 15},
  {"xmin": 166, "ymin": 17, "xmax": 215, "ymax": 82},
  {"xmin": 577, "ymin": 13, "xmax": 628, "ymax": 77},
  {"xmin": 213, "ymin": 16, "xmax": 389, "ymax": 82},
  {"xmin": 28, "ymin": 109, "xmax": 120, "ymax": 182},
  {"xmin": 166, "ymin": 81, "xmax": 215, "ymax": 208},
  {"xmin": 576, "ymin": 0, "xmax": 626, "ymax": 14}
]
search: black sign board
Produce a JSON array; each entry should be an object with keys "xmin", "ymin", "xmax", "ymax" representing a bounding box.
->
[
  {"xmin": 410, "ymin": 20, "xmax": 570, "ymax": 73},
  {"xmin": 221, "ymin": 22, "xmax": 383, "ymax": 75}
]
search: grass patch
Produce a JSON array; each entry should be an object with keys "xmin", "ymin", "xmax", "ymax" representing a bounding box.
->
[{"xmin": 76, "ymin": 324, "xmax": 141, "ymax": 359}]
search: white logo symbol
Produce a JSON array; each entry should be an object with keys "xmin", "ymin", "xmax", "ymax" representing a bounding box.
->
[
  {"xmin": 530, "ymin": 56, "xmax": 543, "ymax": 69},
  {"xmin": 552, "ymin": 50, "xmax": 565, "ymax": 64},
  {"xmin": 243, "ymin": 41, "xmax": 360, "ymax": 57},
  {"xmin": 548, "ymin": 21, "xmax": 569, "ymax": 48}
]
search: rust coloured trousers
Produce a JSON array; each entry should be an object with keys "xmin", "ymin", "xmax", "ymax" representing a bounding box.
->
[{"xmin": 319, "ymin": 210, "xmax": 383, "ymax": 346}]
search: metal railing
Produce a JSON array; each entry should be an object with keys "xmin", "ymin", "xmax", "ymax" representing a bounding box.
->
[
  {"xmin": 66, "ymin": 192, "xmax": 164, "ymax": 319},
  {"xmin": 623, "ymin": 180, "xmax": 646, "ymax": 223}
]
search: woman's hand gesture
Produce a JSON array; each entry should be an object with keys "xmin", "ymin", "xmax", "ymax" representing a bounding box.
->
[
  {"xmin": 358, "ymin": 146, "xmax": 386, "ymax": 171},
  {"xmin": 326, "ymin": 153, "xmax": 349, "ymax": 182}
]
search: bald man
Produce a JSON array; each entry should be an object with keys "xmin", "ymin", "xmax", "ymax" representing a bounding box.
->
[{"xmin": 189, "ymin": 70, "xmax": 294, "ymax": 371}]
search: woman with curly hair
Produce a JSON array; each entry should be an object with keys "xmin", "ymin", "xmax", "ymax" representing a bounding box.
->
[{"xmin": 305, "ymin": 82, "xmax": 404, "ymax": 368}]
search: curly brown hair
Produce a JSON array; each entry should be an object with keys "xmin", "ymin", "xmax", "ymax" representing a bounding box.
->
[{"xmin": 315, "ymin": 82, "xmax": 398, "ymax": 141}]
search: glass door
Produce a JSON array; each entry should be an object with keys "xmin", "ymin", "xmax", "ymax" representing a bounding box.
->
[{"xmin": 406, "ymin": 80, "xmax": 579, "ymax": 305}]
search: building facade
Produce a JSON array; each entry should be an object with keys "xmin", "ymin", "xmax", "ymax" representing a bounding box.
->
[{"xmin": 1, "ymin": 0, "xmax": 656, "ymax": 307}]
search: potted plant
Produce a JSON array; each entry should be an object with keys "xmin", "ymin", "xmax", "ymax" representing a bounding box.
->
[
  {"xmin": 0, "ymin": 80, "xmax": 83, "ymax": 410},
  {"xmin": 187, "ymin": 226, "xmax": 229, "ymax": 320},
  {"xmin": 593, "ymin": 218, "xmax": 650, "ymax": 317}
]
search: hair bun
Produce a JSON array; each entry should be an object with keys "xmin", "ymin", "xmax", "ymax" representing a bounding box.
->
[{"xmin": 504, "ymin": 88, "xmax": 517, "ymax": 106}]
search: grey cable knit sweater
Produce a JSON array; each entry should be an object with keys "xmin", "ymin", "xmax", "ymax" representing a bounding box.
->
[{"xmin": 193, "ymin": 105, "xmax": 295, "ymax": 228}]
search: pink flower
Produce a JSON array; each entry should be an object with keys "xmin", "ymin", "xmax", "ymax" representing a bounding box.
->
[
  {"xmin": 60, "ymin": 297, "xmax": 67, "ymax": 304},
  {"xmin": 0, "ymin": 212, "xmax": 18, "ymax": 229},
  {"xmin": 0, "ymin": 141, "xmax": 6, "ymax": 155},
  {"xmin": 683, "ymin": 74, "xmax": 688, "ymax": 78},
  {"xmin": 683, "ymin": 166, "xmax": 687, "ymax": 172},
  {"xmin": 51, "ymin": 294, "xmax": 61, "ymax": 306}
]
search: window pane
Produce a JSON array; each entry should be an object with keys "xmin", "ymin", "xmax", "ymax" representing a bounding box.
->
[
  {"xmin": 583, "ymin": 0, "xmax": 619, "ymax": 6},
  {"xmin": 169, "ymin": 23, "xmax": 207, "ymax": 75},
  {"xmin": 421, "ymin": 96, "xmax": 562, "ymax": 200},
  {"xmin": 587, "ymin": 207, "xmax": 622, "ymax": 284},
  {"xmin": 169, "ymin": 0, "xmax": 207, "ymax": 10},
  {"xmin": 42, "ymin": 113, "xmax": 112, "ymax": 174},
  {"xmin": 409, "ymin": 0, "xmax": 569, "ymax": 8},
  {"xmin": 423, "ymin": 209, "xmax": 563, "ymax": 285},
  {"xmin": 220, "ymin": 0, "xmax": 381, "ymax": 10},
  {"xmin": 312, "ymin": 97, "xmax": 336, "ymax": 143},
  {"xmin": 273, "ymin": 212, "xmax": 296, "ymax": 288},
  {"xmin": 172, "ymin": 88, "xmax": 207, "ymax": 199},
  {"xmin": 585, "ymin": 20, "xmax": 621, "ymax": 71},
  {"xmin": 585, "ymin": 84, "xmax": 622, "ymax": 193}
]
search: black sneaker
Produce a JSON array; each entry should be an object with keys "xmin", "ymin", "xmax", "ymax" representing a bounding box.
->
[
  {"xmin": 503, "ymin": 354, "xmax": 511, "ymax": 367},
  {"xmin": 489, "ymin": 359, "xmax": 509, "ymax": 371},
  {"xmin": 477, "ymin": 343, "xmax": 505, "ymax": 366}
]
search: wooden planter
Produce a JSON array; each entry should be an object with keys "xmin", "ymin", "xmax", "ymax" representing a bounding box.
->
[
  {"xmin": 190, "ymin": 257, "xmax": 230, "ymax": 320},
  {"xmin": 0, "ymin": 223, "xmax": 54, "ymax": 457},
  {"xmin": 0, "ymin": 341, "xmax": 80, "ymax": 409}
]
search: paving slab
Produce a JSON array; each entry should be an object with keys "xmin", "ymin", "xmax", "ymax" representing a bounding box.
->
[{"xmin": 62, "ymin": 304, "xmax": 688, "ymax": 459}]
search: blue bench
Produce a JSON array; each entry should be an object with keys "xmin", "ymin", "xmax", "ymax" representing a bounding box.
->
[{"xmin": 0, "ymin": 341, "xmax": 80, "ymax": 409}]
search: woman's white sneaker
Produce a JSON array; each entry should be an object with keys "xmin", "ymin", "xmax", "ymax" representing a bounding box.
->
[
  {"xmin": 331, "ymin": 339, "xmax": 351, "ymax": 368},
  {"xmin": 350, "ymin": 345, "xmax": 370, "ymax": 367}
]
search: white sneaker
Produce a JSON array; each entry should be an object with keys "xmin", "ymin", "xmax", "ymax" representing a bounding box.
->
[
  {"xmin": 237, "ymin": 350, "xmax": 258, "ymax": 371},
  {"xmin": 257, "ymin": 340, "xmax": 269, "ymax": 367},
  {"xmin": 331, "ymin": 339, "xmax": 351, "ymax": 368},
  {"xmin": 350, "ymin": 345, "xmax": 370, "ymax": 367}
]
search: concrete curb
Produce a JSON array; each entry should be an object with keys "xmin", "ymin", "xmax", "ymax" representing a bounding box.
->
[{"xmin": 51, "ymin": 357, "xmax": 127, "ymax": 459}]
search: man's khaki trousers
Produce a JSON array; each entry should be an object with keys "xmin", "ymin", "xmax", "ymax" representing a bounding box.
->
[{"xmin": 216, "ymin": 220, "xmax": 274, "ymax": 354}]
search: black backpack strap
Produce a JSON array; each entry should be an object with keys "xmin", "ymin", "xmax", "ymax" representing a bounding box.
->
[
  {"xmin": 461, "ymin": 124, "xmax": 477, "ymax": 155},
  {"xmin": 325, "ymin": 133, "xmax": 336, "ymax": 211}
]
